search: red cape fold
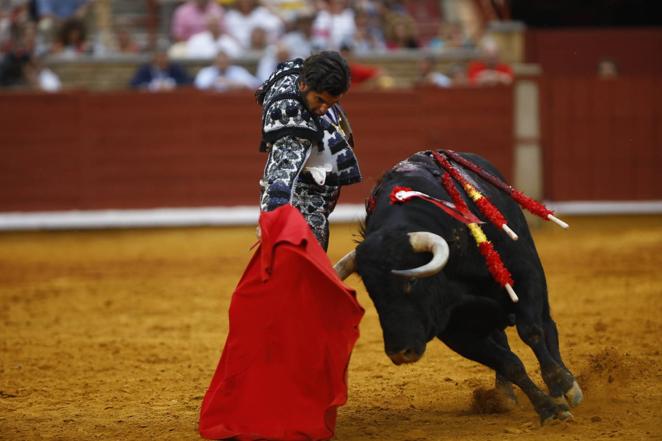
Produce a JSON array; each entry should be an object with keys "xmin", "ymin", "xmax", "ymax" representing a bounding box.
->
[{"xmin": 199, "ymin": 205, "xmax": 364, "ymax": 441}]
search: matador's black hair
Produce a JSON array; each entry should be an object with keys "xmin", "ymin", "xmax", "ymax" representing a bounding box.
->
[{"xmin": 299, "ymin": 51, "xmax": 351, "ymax": 97}]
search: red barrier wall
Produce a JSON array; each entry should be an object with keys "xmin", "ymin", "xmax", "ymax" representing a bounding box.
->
[
  {"xmin": 540, "ymin": 75, "xmax": 662, "ymax": 200},
  {"xmin": 0, "ymin": 88, "xmax": 514, "ymax": 212},
  {"xmin": 525, "ymin": 28, "xmax": 662, "ymax": 74}
]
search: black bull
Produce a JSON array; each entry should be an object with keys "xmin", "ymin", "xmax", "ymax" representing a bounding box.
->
[{"xmin": 334, "ymin": 151, "xmax": 583, "ymax": 423}]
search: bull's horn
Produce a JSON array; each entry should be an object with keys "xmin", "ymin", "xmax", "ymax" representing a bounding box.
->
[
  {"xmin": 334, "ymin": 249, "xmax": 356, "ymax": 280},
  {"xmin": 391, "ymin": 232, "xmax": 449, "ymax": 278}
]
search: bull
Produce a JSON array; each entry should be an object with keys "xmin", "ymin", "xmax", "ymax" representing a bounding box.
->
[{"xmin": 334, "ymin": 150, "xmax": 583, "ymax": 423}]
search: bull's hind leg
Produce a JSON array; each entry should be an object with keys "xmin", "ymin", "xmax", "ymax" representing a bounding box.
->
[
  {"xmin": 514, "ymin": 300, "xmax": 581, "ymax": 410},
  {"xmin": 509, "ymin": 261, "xmax": 582, "ymax": 409},
  {"xmin": 441, "ymin": 332, "xmax": 571, "ymax": 424},
  {"xmin": 542, "ymin": 315, "xmax": 583, "ymax": 407}
]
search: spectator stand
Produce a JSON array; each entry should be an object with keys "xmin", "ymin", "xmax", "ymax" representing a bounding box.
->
[
  {"xmin": 42, "ymin": 46, "xmax": 486, "ymax": 91},
  {"xmin": 5, "ymin": 0, "xmax": 530, "ymax": 91}
]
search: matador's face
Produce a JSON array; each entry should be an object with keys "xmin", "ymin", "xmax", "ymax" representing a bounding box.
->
[{"xmin": 298, "ymin": 82, "xmax": 342, "ymax": 117}]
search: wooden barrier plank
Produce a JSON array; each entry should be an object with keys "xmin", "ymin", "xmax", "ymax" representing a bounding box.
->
[
  {"xmin": 5, "ymin": 78, "xmax": 655, "ymax": 212},
  {"xmin": 540, "ymin": 75, "xmax": 661, "ymax": 200}
]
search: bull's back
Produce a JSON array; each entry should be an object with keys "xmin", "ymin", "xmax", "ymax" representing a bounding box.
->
[{"xmin": 365, "ymin": 150, "xmax": 544, "ymax": 280}]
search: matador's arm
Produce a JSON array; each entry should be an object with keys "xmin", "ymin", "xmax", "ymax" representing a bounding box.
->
[{"xmin": 260, "ymin": 135, "xmax": 313, "ymax": 211}]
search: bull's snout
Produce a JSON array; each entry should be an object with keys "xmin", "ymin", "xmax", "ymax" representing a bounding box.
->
[{"xmin": 387, "ymin": 348, "xmax": 422, "ymax": 365}]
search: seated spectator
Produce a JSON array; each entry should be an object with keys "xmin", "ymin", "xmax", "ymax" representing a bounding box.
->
[
  {"xmin": 223, "ymin": 0, "xmax": 283, "ymax": 50},
  {"xmin": 0, "ymin": 45, "xmax": 30, "ymax": 88},
  {"xmin": 311, "ymin": 0, "xmax": 355, "ymax": 51},
  {"xmin": 339, "ymin": 42, "xmax": 393, "ymax": 90},
  {"xmin": 1, "ymin": 1, "xmax": 31, "ymax": 53},
  {"xmin": 35, "ymin": 0, "xmax": 90, "ymax": 43},
  {"xmin": 351, "ymin": 8, "xmax": 386, "ymax": 54},
  {"xmin": 185, "ymin": 14, "xmax": 241, "ymax": 58},
  {"xmin": 255, "ymin": 41, "xmax": 290, "ymax": 82},
  {"xmin": 171, "ymin": 0, "xmax": 224, "ymax": 43},
  {"xmin": 0, "ymin": 19, "xmax": 35, "ymax": 88},
  {"xmin": 1, "ymin": 9, "xmax": 34, "ymax": 53},
  {"xmin": 427, "ymin": 22, "xmax": 469, "ymax": 50},
  {"xmin": 249, "ymin": 26, "xmax": 269, "ymax": 52},
  {"xmin": 384, "ymin": 15, "xmax": 419, "ymax": 50},
  {"xmin": 115, "ymin": 29, "xmax": 141, "ymax": 54},
  {"xmin": 597, "ymin": 58, "xmax": 618, "ymax": 79},
  {"xmin": 415, "ymin": 55, "xmax": 451, "ymax": 88},
  {"xmin": 130, "ymin": 49, "xmax": 192, "ymax": 91},
  {"xmin": 194, "ymin": 50, "xmax": 259, "ymax": 92},
  {"xmin": 467, "ymin": 37, "xmax": 513, "ymax": 86},
  {"xmin": 279, "ymin": 10, "xmax": 315, "ymax": 58},
  {"xmin": 51, "ymin": 17, "xmax": 90, "ymax": 57}
]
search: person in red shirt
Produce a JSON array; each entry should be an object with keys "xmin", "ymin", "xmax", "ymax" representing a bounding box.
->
[
  {"xmin": 467, "ymin": 37, "xmax": 513, "ymax": 86},
  {"xmin": 339, "ymin": 42, "xmax": 390, "ymax": 89}
]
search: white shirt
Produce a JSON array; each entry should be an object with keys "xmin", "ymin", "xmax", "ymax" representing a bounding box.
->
[
  {"xmin": 311, "ymin": 9, "xmax": 356, "ymax": 50},
  {"xmin": 304, "ymin": 106, "xmax": 347, "ymax": 185},
  {"xmin": 280, "ymin": 31, "xmax": 313, "ymax": 59},
  {"xmin": 186, "ymin": 30, "xmax": 242, "ymax": 59},
  {"xmin": 427, "ymin": 72, "xmax": 452, "ymax": 88},
  {"xmin": 223, "ymin": 6, "xmax": 283, "ymax": 49},
  {"xmin": 194, "ymin": 64, "xmax": 260, "ymax": 92},
  {"xmin": 39, "ymin": 68, "xmax": 61, "ymax": 92}
]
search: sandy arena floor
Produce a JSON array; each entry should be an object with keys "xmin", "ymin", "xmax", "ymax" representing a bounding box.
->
[{"xmin": 1, "ymin": 215, "xmax": 661, "ymax": 440}]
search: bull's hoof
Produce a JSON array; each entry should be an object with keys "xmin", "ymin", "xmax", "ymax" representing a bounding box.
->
[
  {"xmin": 564, "ymin": 381, "xmax": 583, "ymax": 408},
  {"xmin": 551, "ymin": 395, "xmax": 570, "ymax": 411},
  {"xmin": 541, "ymin": 409, "xmax": 574, "ymax": 425}
]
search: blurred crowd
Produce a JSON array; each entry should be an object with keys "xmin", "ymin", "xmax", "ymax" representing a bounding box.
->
[{"xmin": 0, "ymin": 0, "xmax": 516, "ymax": 92}]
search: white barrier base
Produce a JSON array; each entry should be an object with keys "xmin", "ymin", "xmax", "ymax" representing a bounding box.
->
[
  {"xmin": 0, "ymin": 204, "xmax": 367, "ymax": 231},
  {"xmin": 0, "ymin": 201, "xmax": 660, "ymax": 231},
  {"xmin": 546, "ymin": 200, "xmax": 662, "ymax": 215}
]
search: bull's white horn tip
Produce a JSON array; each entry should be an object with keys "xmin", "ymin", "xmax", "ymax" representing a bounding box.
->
[
  {"xmin": 505, "ymin": 284, "xmax": 519, "ymax": 303},
  {"xmin": 502, "ymin": 224, "xmax": 519, "ymax": 240},
  {"xmin": 548, "ymin": 214, "xmax": 569, "ymax": 229}
]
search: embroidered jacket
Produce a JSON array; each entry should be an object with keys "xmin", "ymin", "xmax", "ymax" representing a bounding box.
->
[{"xmin": 257, "ymin": 59, "xmax": 361, "ymax": 211}]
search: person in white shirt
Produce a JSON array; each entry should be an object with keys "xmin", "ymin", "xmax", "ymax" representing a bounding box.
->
[
  {"xmin": 186, "ymin": 15, "xmax": 242, "ymax": 59},
  {"xmin": 223, "ymin": 0, "xmax": 283, "ymax": 50},
  {"xmin": 415, "ymin": 55, "xmax": 452, "ymax": 88},
  {"xmin": 194, "ymin": 50, "xmax": 260, "ymax": 92},
  {"xmin": 280, "ymin": 10, "xmax": 316, "ymax": 58},
  {"xmin": 256, "ymin": 41, "xmax": 291, "ymax": 82},
  {"xmin": 311, "ymin": 0, "xmax": 355, "ymax": 50}
]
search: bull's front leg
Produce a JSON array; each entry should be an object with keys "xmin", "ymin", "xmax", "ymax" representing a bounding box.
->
[
  {"xmin": 490, "ymin": 330, "xmax": 517, "ymax": 404},
  {"xmin": 440, "ymin": 331, "xmax": 572, "ymax": 424}
]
